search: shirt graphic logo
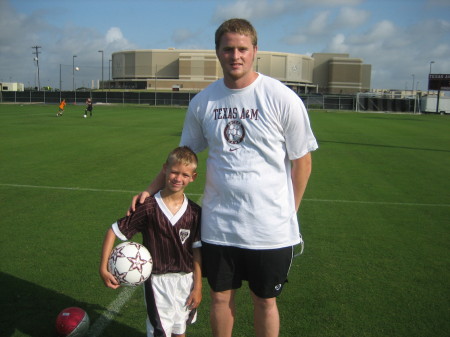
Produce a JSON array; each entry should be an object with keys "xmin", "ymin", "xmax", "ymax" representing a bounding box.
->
[
  {"xmin": 275, "ymin": 284, "xmax": 282, "ymax": 291},
  {"xmin": 179, "ymin": 229, "xmax": 190, "ymax": 244},
  {"xmin": 224, "ymin": 120, "xmax": 245, "ymax": 145}
]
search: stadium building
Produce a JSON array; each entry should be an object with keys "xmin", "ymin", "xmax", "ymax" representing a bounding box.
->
[
  {"xmin": 1, "ymin": 82, "xmax": 24, "ymax": 92},
  {"xmin": 108, "ymin": 49, "xmax": 371, "ymax": 94}
]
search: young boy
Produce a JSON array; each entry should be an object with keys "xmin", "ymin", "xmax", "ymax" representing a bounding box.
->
[
  {"xmin": 99, "ymin": 146, "xmax": 202, "ymax": 337},
  {"xmin": 84, "ymin": 98, "xmax": 93, "ymax": 117},
  {"xmin": 57, "ymin": 98, "xmax": 66, "ymax": 117}
]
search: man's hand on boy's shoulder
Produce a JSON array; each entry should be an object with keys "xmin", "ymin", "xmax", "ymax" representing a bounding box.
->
[{"xmin": 127, "ymin": 191, "xmax": 150, "ymax": 216}]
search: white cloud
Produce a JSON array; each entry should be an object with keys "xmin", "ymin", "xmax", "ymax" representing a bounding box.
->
[
  {"xmin": 292, "ymin": 0, "xmax": 361, "ymax": 5},
  {"xmin": 213, "ymin": 0, "xmax": 363, "ymax": 23},
  {"xmin": 106, "ymin": 27, "xmax": 124, "ymax": 43},
  {"xmin": 172, "ymin": 28, "xmax": 196, "ymax": 44},
  {"xmin": 329, "ymin": 34, "xmax": 349, "ymax": 53},
  {"xmin": 335, "ymin": 7, "xmax": 370, "ymax": 28},
  {"xmin": 282, "ymin": 6, "xmax": 369, "ymax": 48},
  {"xmin": 1, "ymin": 0, "xmax": 449, "ymax": 92},
  {"xmin": 0, "ymin": 1, "xmax": 49, "ymax": 56},
  {"xmin": 0, "ymin": 1, "xmax": 136, "ymax": 89},
  {"xmin": 282, "ymin": 10, "xmax": 331, "ymax": 46},
  {"xmin": 104, "ymin": 27, "xmax": 136, "ymax": 51},
  {"xmin": 309, "ymin": 11, "xmax": 331, "ymax": 35},
  {"xmin": 322, "ymin": 15, "xmax": 450, "ymax": 90},
  {"xmin": 366, "ymin": 20, "xmax": 396, "ymax": 41},
  {"xmin": 213, "ymin": 0, "xmax": 287, "ymax": 22}
]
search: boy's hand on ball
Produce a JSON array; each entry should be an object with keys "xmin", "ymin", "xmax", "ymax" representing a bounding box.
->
[{"xmin": 100, "ymin": 269, "xmax": 120, "ymax": 289}]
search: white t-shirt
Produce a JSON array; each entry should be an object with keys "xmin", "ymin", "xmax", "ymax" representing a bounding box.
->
[{"xmin": 181, "ymin": 74, "xmax": 318, "ymax": 249}]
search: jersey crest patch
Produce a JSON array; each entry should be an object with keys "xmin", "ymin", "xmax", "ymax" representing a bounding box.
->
[{"xmin": 179, "ymin": 229, "xmax": 190, "ymax": 244}]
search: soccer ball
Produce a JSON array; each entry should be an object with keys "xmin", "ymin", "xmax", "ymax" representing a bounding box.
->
[
  {"xmin": 108, "ymin": 241, "xmax": 153, "ymax": 286},
  {"xmin": 75, "ymin": 67, "xmax": 80, "ymax": 71},
  {"xmin": 83, "ymin": 115, "xmax": 86, "ymax": 118},
  {"xmin": 55, "ymin": 307, "xmax": 89, "ymax": 337}
]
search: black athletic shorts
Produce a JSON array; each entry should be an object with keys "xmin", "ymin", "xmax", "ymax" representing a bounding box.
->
[{"xmin": 202, "ymin": 242, "xmax": 294, "ymax": 298}]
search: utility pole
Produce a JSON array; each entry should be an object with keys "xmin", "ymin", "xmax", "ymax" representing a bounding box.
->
[
  {"xmin": 73, "ymin": 55, "xmax": 77, "ymax": 91},
  {"xmin": 98, "ymin": 50, "xmax": 104, "ymax": 90},
  {"xmin": 32, "ymin": 46, "xmax": 42, "ymax": 90}
]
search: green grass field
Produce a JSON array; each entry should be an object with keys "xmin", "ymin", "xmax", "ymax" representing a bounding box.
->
[{"xmin": 1, "ymin": 103, "xmax": 449, "ymax": 337}]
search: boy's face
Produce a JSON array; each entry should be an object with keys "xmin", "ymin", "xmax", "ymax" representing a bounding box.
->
[{"xmin": 163, "ymin": 162, "xmax": 197, "ymax": 193}]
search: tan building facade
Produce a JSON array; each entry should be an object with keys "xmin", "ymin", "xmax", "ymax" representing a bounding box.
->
[
  {"xmin": 110, "ymin": 49, "xmax": 370, "ymax": 94},
  {"xmin": 312, "ymin": 53, "xmax": 371, "ymax": 94}
]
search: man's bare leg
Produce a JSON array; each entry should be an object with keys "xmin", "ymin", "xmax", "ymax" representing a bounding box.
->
[
  {"xmin": 251, "ymin": 291, "xmax": 279, "ymax": 337},
  {"xmin": 210, "ymin": 289, "xmax": 236, "ymax": 337}
]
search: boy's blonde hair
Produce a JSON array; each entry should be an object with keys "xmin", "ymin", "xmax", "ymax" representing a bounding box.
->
[
  {"xmin": 166, "ymin": 146, "xmax": 198, "ymax": 170},
  {"xmin": 215, "ymin": 18, "xmax": 258, "ymax": 50}
]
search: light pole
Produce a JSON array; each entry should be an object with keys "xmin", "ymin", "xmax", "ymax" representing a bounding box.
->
[
  {"xmin": 32, "ymin": 46, "xmax": 42, "ymax": 90},
  {"xmin": 428, "ymin": 61, "xmax": 435, "ymax": 95},
  {"xmin": 411, "ymin": 74, "xmax": 415, "ymax": 93},
  {"xmin": 73, "ymin": 55, "xmax": 77, "ymax": 91},
  {"xmin": 98, "ymin": 50, "xmax": 104, "ymax": 90},
  {"xmin": 155, "ymin": 64, "xmax": 157, "ymax": 106},
  {"xmin": 109, "ymin": 59, "xmax": 112, "ymax": 90},
  {"xmin": 59, "ymin": 64, "xmax": 62, "ymax": 100}
]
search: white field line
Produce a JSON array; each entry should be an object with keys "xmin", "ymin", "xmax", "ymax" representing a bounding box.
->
[
  {"xmin": 86, "ymin": 286, "xmax": 137, "ymax": 337},
  {"xmin": 1, "ymin": 183, "xmax": 448, "ymax": 207}
]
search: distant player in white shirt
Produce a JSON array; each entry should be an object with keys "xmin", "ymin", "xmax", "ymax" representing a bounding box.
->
[
  {"xmin": 100, "ymin": 146, "xmax": 202, "ymax": 337},
  {"xmin": 129, "ymin": 19, "xmax": 318, "ymax": 337}
]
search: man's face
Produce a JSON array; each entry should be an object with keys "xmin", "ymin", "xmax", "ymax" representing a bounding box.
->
[{"xmin": 216, "ymin": 32, "xmax": 258, "ymax": 89}]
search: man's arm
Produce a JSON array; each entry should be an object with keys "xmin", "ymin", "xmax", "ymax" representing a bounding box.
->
[
  {"xmin": 291, "ymin": 152, "xmax": 312, "ymax": 211},
  {"xmin": 127, "ymin": 168, "xmax": 165, "ymax": 216}
]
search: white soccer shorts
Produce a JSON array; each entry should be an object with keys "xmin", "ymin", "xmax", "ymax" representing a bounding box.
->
[{"xmin": 145, "ymin": 272, "xmax": 197, "ymax": 337}]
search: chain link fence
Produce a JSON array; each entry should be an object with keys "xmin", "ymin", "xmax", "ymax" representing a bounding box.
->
[
  {"xmin": 0, "ymin": 90, "xmax": 420, "ymax": 113},
  {"xmin": 0, "ymin": 90, "xmax": 195, "ymax": 106}
]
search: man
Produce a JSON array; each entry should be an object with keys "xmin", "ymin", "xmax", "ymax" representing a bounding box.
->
[{"xmin": 130, "ymin": 18, "xmax": 318, "ymax": 337}]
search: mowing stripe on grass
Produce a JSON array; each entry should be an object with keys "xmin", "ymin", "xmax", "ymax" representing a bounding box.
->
[
  {"xmin": 1, "ymin": 183, "xmax": 449, "ymax": 207},
  {"xmin": 0, "ymin": 183, "xmax": 203, "ymax": 197},
  {"xmin": 86, "ymin": 286, "xmax": 137, "ymax": 337},
  {"xmin": 303, "ymin": 198, "xmax": 450, "ymax": 207}
]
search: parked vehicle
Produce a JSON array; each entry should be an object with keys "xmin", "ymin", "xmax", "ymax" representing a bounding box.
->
[{"xmin": 420, "ymin": 96, "xmax": 450, "ymax": 115}]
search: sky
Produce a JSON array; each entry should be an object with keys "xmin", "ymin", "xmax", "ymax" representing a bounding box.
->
[{"xmin": 1, "ymin": 0, "xmax": 449, "ymax": 91}]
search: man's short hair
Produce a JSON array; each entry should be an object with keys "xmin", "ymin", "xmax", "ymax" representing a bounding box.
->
[{"xmin": 215, "ymin": 18, "xmax": 258, "ymax": 50}]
